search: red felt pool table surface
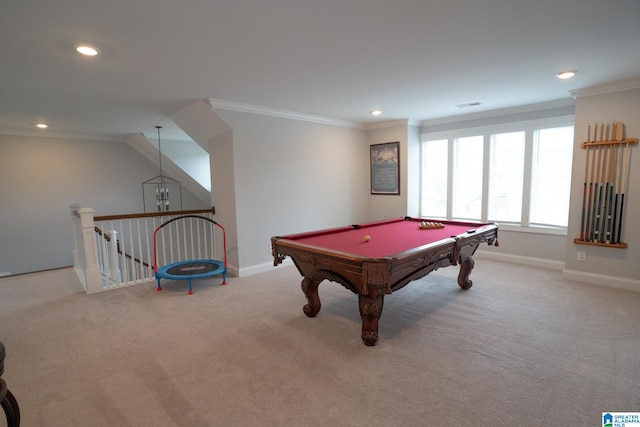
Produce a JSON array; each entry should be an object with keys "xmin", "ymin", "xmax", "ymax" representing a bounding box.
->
[{"xmin": 281, "ymin": 217, "xmax": 487, "ymax": 258}]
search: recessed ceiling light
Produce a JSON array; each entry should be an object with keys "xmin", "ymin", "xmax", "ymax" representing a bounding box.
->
[
  {"xmin": 76, "ymin": 45, "xmax": 99, "ymax": 56},
  {"xmin": 371, "ymin": 110, "xmax": 382, "ymax": 116},
  {"xmin": 556, "ymin": 70, "xmax": 577, "ymax": 79},
  {"xmin": 36, "ymin": 123, "xmax": 48, "ymax": 129}
]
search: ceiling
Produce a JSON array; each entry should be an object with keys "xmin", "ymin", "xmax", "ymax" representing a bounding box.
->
[{"xmin": 2, "ymin": 0, "xmax": 640, "ymax": 142}]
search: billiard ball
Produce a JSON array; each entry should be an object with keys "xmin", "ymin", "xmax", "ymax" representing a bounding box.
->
[{"xmin": 364, "ymin": 235, "xmax": 371, "ymax": 242}]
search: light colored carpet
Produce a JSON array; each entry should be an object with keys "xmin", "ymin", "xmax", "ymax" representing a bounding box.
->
[{"xmin": 0, "ymin": 260, "xmax": 639, "ymax": 426}]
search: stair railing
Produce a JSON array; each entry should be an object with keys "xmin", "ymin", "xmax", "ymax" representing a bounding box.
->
[{"xmin": 70, "ymin": 204, "xmax": 216, "ymax": 293}]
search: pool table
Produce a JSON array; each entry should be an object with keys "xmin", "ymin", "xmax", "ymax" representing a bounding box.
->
[{"xmin": 271, "ymin": 216, "xmax": 498, "ymax": 346}]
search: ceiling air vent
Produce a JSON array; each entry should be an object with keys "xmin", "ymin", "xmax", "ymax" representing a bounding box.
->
[{"xmin": 455, "ymin": 101, "xmax": 482, "ymax": 108}]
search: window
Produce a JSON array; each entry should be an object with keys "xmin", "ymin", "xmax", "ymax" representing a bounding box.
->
[
  {"xmin": 420, "ymin": 139, "xmax": 448, "ymax": 217},
  {"xmin": 452, "ymin": 136, "xmax": 484, "ymax": 220},
  {"xmin": 530, "ymin": 126, "xmax": 574, "ymax": 226},
  {"xmin": 489, "ymin": 131, "xmax": 525, "ymax": 223},
  {"xmin": 420, "ymin": 117, "xmax": 574, "ymax": 232}
]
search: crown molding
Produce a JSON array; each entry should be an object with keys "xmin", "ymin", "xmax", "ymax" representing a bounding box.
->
[
  {"xmin": 208, "ymin": 98, "xmax": 365, "ymax": 129},
  {"xmin": 208, "ymin": 99, "xmax": 425, "ymax": 131},
  {"xmin": 364, "ymin": 118, "xmax": 421, "ymax": 130},
  {"xmin": 421, "ymin": 98, "xmax": 576, "ymax": 127},
  {"xmin": 569, "ymin": 77, "xmax": 640, "ymax": 99}
]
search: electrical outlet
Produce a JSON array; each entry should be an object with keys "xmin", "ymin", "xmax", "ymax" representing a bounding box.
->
[{"xmin": 577, "ymin": 251, "xmax": 586, "ymax": 262}]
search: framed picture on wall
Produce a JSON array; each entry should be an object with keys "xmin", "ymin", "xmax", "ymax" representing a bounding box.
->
[{"xmin": 370, "ymin": 141, "xmax": 400, "ymax": 195}]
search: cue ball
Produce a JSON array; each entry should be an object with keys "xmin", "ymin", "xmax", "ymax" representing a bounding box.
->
[{"xmin": 364, "ymin": 235, "xmax": 371, "ymax": 242}]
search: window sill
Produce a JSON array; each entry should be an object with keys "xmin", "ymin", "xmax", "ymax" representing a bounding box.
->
[{"xmin": 497, "ymin": 223, "xmax": 567, "ymax": 236}]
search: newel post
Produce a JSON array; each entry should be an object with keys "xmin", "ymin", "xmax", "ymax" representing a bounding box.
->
[
  {"xmin": 69, "ymin": 203, "xmax": 82, "ymax": 272},
  {"xmin": 105, "ymin": 230, "xmax": 122, "ymax": 283},
  {"xmin": 78, "ymin": 207, "xmax": 103, "ymax": 293}
]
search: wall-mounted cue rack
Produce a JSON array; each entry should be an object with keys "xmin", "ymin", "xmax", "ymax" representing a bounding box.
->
[{"xmin": 575, "ymin": 121, "xmax": 637, "ymax": 249}]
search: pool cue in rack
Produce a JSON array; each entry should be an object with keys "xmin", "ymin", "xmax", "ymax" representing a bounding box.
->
[
  {"xmin": 578, "ymin": 121, "xmax": 632, "ymax": 246},
  {"xmin": 584, "ymin": 124, "xmax": 597, "ymax": 241},
  {"xmin": 610, "ymin": 141, "xmax": 623, "ymax": 244},
  {"xmin": 579, "ymin": 124, "xmax": 590, "ymax": 241},
  {"xmin": 615, "ymin": 140, "xmax": 630, "ymax": 244},
  {"xmin": 593, "ymin": 135, "xmax": 606, "ymax": 242}
]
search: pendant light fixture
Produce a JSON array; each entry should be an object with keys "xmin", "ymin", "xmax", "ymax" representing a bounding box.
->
[{"xmin": 142, "ymin": 126, "xmax": 182, "ymax": 212}]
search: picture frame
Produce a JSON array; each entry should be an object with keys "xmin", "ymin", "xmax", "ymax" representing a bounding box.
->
[{"xmin": 370, "ymin": 141, "xmax": 400, "ymax": 195}]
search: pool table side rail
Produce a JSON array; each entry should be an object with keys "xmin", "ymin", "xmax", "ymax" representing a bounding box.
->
[{"xmin": 272, "ymin": 225, "xmax": 356, "ymax": 241}]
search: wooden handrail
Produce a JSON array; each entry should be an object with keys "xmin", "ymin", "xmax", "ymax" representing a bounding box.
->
[
  {"xmin": 94, "ymin": 225, "xmax": 111, "ymax": 242},
  {"xmin": 94, "ymin": 206, "xmax": 215, "ymax": 222}
]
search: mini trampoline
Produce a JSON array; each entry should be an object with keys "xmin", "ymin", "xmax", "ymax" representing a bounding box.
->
[{"xmin": 153, "ymin": 215, "xmax": 228, "ymax": 294}]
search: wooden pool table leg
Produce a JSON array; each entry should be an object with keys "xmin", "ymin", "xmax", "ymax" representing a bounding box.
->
[
  {"xmin": 359, "ymin": 294, "xmax": 384, "ymax": 346},
  {"xmin": 457, "ymin": 254, "xmax": 475, "ymax": 290},
  {"xmin": 301, "ymin": 277, "xmax": 322, "ymax": 317}
]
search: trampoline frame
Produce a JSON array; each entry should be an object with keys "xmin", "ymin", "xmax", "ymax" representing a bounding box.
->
[{"xmin": 153, "ymin": 215, "xmax": 228, "ymax": 294}]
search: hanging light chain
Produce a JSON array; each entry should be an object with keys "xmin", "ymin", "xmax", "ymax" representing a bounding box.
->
[{"xmin": 156, "ymin": 125, "xmax": 168, "ymax": 211}]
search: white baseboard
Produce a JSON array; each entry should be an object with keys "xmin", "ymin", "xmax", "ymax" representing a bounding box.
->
[
  {"xmin": 237, "ymin": 258, "xmax": 294, "ymax": 277},
  {"xmin": 476, "ymin": 250, "xmax": 639, "ymax": 291},
  {"xmin": 561, "ymin": 269, "xmax": 640, "ymax": 292},
  {"xmin": 474, "ymin": 249, "xmax": 564, "ymax": 271}
]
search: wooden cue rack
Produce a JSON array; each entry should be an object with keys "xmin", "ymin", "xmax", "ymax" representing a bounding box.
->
[{"xmin": 575, "ymin": 121, "xmax": 637, "ymax": 249}]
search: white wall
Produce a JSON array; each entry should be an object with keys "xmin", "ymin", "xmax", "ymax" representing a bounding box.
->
[
  {"xmin": 0, "ymin": 134, "xmax": 207, "ymax": 275},
  {"xmin": 366, "ymin": 122, "xmax": 422, "ymax": 219},
  {"xmin": 212, "ymin": 110, "xmax": 369, "ymax": 275},
  {"xmin": 209, "ymin": 130, "xmax": 240, "ymax": 274},
  {"xmin": 563, "ymin": 86, "xmax": 640, "ymax": 286},
  {"xmin": 366, "ymin": 123, "xmax": 411, "ymax": 220}
]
